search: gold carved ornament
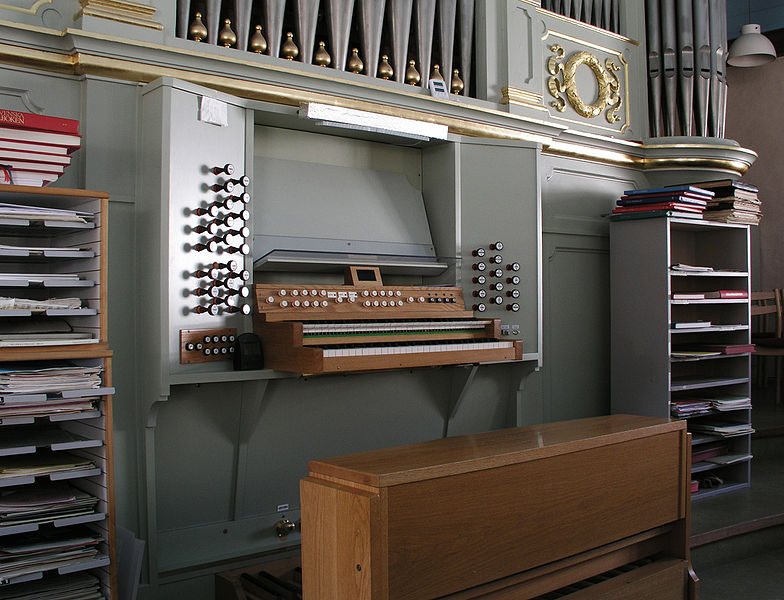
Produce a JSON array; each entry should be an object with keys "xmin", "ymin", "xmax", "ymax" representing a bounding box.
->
[{"xmin": 546, "ymin": 45, "xmax": 622, "ymax": 125}]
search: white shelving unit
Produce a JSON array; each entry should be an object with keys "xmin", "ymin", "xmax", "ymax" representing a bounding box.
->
[
  {"xmin": 611, "ymin": 217, "xmax": 752, "ymax": 499},
  {"xmin": 0, "ymin": 185, "xmax": 115, "ymax": 598}
]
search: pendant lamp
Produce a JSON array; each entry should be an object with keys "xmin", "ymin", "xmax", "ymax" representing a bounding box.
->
[{"xmin": 727, "ymin": 24, "xmax": 776, "ymax": 67}]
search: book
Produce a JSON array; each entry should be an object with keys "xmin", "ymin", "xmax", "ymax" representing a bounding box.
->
[
  {"xmin": 612, "ymin": 202, "xmax": 703, "ymax": 213},
  {"xmin": 702, "ymin": 209, "xmax": 760, "ymax": 225},
  {"xmin": 704, "ymin": 290, "xmax": 748, "ymax": 299},
  {"xmin": 0, "ymin": 140, "xmax": 69, "ymax": 155},
  {"xmin": 708, "ymin": 190, "xmax": 759, "ymax": 202},
  {"xmin": 0, "ymin": 126, "xmax": 81, "ymax": 151},
  {"xmin": 617, "ymin": 194, "xmax": 708, "ymax": 207},
  {"xmin": 671, "ymin": 292, "xmax": 706, "ymax": 300},
  {"xmin": 675, "ymin": 343, "xmax": 755, "ymax": 355},
  {"xmin": 692, "ymin": 443, "xmax": 727, "ymax": 462},
  {"xmin": 0, "ymin": 158, "xmax": 65, "ymax": 174},
  {"xmin": 609, "ymin": 210, "xmax": 703, "ymax": 221},
  {"xmin": 0, "ymin": 170, "xmax": 59, "ymax": 186},
  {"xmin": 706, "ymin": 198, "xmax": 761, "ymax": 210},
  {"xmin": 0, "ymin": 149, "xmax": 71, "ymax": 165},
  {"xmin": 0, "ymin": 109, "xmax": 79, "ymax": 135},
  {"xmin": 688, "ymin": 179, "xmax": 758, "ymax": 194},
  {"xmin": 624, "ymin": 185, "xmax": 715, "ymax": 197}
]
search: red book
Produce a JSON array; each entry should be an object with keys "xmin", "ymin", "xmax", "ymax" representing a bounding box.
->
[
  {"xmin": 0, "ymin": 109, "xmax": 79, "ymax": 135},
  {"xmin": 0, "ymin": 149, "xmax": 71, "ymax": 166},
  {"xmin": 619, "ymin": 191, "xmax": 709, "ymax": 204},
  {"xmin": 0, "ymin": 126, "xmax": 81, "ymax": 152},
  {"xmin": 692, "ymin": 344, "xmax": 755, "ymax": 354},
  {"xmin": 0, "ymin": 169, "xmax": 58, "ymax": 186},
  {"xmin": 0, "ymin": 158, "xmax": 65, "ymax": 174},
  {"xmin": 0, "ymin": 139, "xmax": 69, "ymax": 155},
  {"xmin": 612, "ymin": 202, "xmax": 704, "ymax": 213},
  {"xmin": 704, "ymin": 290, "xmax": 748, "ymax": 299}
]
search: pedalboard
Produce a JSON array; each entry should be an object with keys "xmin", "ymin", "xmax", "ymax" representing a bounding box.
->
[{"xmin": 180, "ymin": 328, "xmax": 238, "ymax": 363}]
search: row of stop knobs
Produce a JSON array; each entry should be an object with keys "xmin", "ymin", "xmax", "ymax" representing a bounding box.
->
[
  {"xmin": 191, "ymin": 163, "xmax": 252, "ymax": 316},
  {"xmin": 470, "ymin": 241, "xmax": 521, "ymax": 312},
  {"xmin": 192, "ymin": 260, "xmax": 252, "ymax": 315}
]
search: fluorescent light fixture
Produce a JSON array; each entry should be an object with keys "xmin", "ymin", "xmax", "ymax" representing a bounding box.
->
[
  {"xmin": 301, "ymin": 103, "xmax": 449, "ymax": 141},
  {"xmin": 728, "ymin": 24, "xmax": 776, "ymax": 67}
]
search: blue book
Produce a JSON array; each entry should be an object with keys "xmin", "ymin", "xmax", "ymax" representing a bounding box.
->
[
  {"xmin": 609, "ymin": 210, "xmax": 704, "ymax": 221},
  {"xmin": 623, "ymin": 185, "xmax": 714, "ymax": 197},
  {"xmin": 617, "ymin": 195, "xmax": 708, "ymax": 207}
]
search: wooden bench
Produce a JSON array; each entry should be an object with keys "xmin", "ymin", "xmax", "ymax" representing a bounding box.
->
[{"xmin": 301, "ymin": 415, "xmax": 697, "ymax": 600}]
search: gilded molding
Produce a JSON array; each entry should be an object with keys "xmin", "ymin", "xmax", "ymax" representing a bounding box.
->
[
  {"xmin": 542, "ymin": 31, "xmax": 630, "ymax": 134},
  {"xmin": 77, "ymin": 0, "xmax": 162, "ymax": 30},
  {"xmin": 0, "ymin": 31, "xmax": 752, "ymax": 176},
  {"xmin": 546, "ymin": 45, "xmax": 621, "ymax": 124},
  {"xmin": 500, "ymin": 86, "xmax": 549, "ymax": 114}
]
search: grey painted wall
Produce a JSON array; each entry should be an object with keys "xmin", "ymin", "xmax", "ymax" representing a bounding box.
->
[{"xmin": 725, "ymin": 57, "xmax": 784, "ymax": 291}]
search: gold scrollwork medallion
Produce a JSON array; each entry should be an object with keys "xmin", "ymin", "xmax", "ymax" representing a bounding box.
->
[{"xmin": 546, "ymin": 45, "xmax": 622, "ymax": 124}]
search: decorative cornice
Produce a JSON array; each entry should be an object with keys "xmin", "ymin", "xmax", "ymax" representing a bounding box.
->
[
  {"xmin": 77, "ymin": 0, "xmax": 162, "ymax": 31},
  {"xmin": 0, "ymin": 25, "xmax": 754, "ymax": 176},
  {"xmin": 536, "ymin": 7, "xmax": 640, "ymax": 47},
  {"xmin": 501, "ymin": 86, "xmax": 548, "ymax": 114}
]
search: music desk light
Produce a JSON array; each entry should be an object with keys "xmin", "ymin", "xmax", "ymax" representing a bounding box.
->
[{"xmin": 300, "ymin": 102, "xmax": 449, "ymax": 141}]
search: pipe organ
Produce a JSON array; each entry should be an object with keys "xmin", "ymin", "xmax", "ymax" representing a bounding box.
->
[
  {"xmin": 644, "ymin": 0, "xmax": 728, "ymax": 138},
  {"xmin": 138, "ymin": 76, "xmax": 542, "ymax": 587},
  {"xmin": 541, "ymin": 0, "xmax": 620, "ymax": 34},
  {"xmin": 174, "ymin": 0, "xmax": 477, "ymax": 97}
]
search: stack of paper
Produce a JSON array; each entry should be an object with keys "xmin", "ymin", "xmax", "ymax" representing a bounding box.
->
[
  {"xmin": 0, "ymin": 483, "xmax": 99, "ymax": 528},
  {"xmin": 670, "ymin": 263, "xmax": 714, "ymax": 273},
  {"xmin": 0, "ymin": 297, "xmax": 82, "ymax": 311},
  {"xmin": 0, "ymin": 203, "xmax": 92, "ymax": 224},
  {"xmin": 0, "ymin": 526, "xmax": 101, "ymax": 581},
  {"xmin": 689, "ymin": 180, "xmax": 762, "ymax": 226},
  {"xmin": 0, "ymin": 451, "xmax": 96, "ymax": 480},
  {"xmin": 0, "ymin": 364, "xmax": 102, "ymax": 395},
  {"xmin": 0, "ymin": 571, "xmax": 101, "ymax": 599},
  {"xmin": 688, "ymin": 420, "xmax": 755, "ymax": 437},
  {"xmin": 671, "ymin": 400, "xmax": 713, "ymax": 417}
]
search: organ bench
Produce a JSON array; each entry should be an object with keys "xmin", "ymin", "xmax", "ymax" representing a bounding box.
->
[{"xmin": 300, "ymin": 414, "xmax": 698, "ymax": 599}]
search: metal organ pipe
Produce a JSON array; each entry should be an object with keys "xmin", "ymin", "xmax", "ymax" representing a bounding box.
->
[
  {"xmin": 644, "ymin": 0, "xmax": 728, "ymax": 138},
  {"xmin": 645, "ymin": 0, "xmax": 663, "ymax": 138}
]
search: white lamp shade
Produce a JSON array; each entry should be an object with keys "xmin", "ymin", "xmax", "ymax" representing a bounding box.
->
[{"xmin": 728, "ymin": 24, "xmax": 776, "ymax": 67}]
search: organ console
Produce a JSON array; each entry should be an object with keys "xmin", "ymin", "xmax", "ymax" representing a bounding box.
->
[
  {"xmin": 252, "ymin": 268, "xmax": 523, "ymax": 375},
  {"xmin": 300, "ymin": 415, "xmax": 698, "ymax": 600}
]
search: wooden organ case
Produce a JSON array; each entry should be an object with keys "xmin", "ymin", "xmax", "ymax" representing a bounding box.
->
[
  {"xmin": 252, "ymin": 267, "xmax": 523, "ymax": 375},
  {"xmin": 301, "ymin": 415, "xmax": 698, "ymax": 600}
]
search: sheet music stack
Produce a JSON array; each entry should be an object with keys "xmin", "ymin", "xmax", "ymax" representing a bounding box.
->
[
  {"xmin": 689, "ymin": 179, "xmax": 762, "ymax": 225},
  {"xmin": 0, "ymin": 109, "xmax": 81, "ymax": 187},
  {"xmin": 609, "ymin": 185, "xmax": 711, "ymax": 221}
]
